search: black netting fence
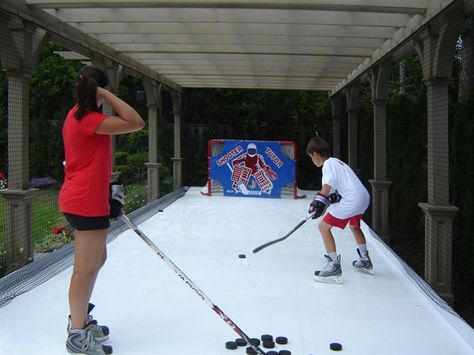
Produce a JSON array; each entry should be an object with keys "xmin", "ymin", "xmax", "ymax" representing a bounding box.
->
[{"xmin": 0, "ymin": 39, "xmax": 169, "ymax": 278}]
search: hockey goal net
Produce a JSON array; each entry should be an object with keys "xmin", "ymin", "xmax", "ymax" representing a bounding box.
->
[{"xmin": 202, "ymin": 139, "xmax": 305, "ymax": 199}]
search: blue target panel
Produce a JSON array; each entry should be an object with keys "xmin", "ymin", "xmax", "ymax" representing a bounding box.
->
[{"xmin": 208, "ymin": 139, "xmax": 296, "ymax": 198}]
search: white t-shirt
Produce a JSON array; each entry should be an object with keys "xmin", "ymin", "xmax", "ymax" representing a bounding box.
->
[{"xmin": 322, "ymin": 157, "xmax": 370, "ymax": 219}]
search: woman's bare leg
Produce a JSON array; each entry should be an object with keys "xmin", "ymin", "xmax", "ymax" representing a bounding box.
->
[{"xmin": 69, "ymin": 229, "xmax": 107, "ymax": 329}]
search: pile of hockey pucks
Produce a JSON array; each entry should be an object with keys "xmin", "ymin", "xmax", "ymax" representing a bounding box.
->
[{"xmin": 225, "ymin": 334, "xmax": 291, "ymax": 354}]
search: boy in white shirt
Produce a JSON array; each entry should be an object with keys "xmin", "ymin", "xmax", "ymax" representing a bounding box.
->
[{"xmin": 306, "ymin": 137, "xmax": 374, "ymax": 283}]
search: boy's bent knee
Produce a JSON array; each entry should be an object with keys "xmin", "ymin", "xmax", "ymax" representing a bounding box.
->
[{"xmin": 318, "ymin": 220, "xmax": 332, "ymax": 233}]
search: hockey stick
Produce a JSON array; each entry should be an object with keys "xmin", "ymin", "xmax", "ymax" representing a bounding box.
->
[
  {"xmin": 252, "ymin": 213, "xmax": 314, "ymax": 253},
  {"xmin": 120, "ymin": 214, "xmax": 266, "ymax": 355}
]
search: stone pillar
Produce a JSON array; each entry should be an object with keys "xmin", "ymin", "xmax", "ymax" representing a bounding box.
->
[
  {"xmin": 418, "ymin": 203, "xmax": 458, "ymax": 305},
  {"xmin": 6, "ymin": 72, "xmax": 31, "ymax": 190},
  {"xmin": 343, "ymin": 84, "xmax": 360, "ymax": 169},
  {"xmin": 0, "ymin": 190, "xmax": 37, "ymax": 273},
  {"xmin": 415, "ymin": 9, "xmax": 465, "ymax": 304},
  {"xmin": 143, "ymin": 79, "xmax": 162, "ymax": 201},
  {"xmin": 330, "ymin": 94, "xmax": 343, "ymax": 158},
  {"xmin": 369, "ymin": 180, "xmax": 391, "ymax": 240},
  {"xmin": 368, "ymin": 61, "xmax": 392, "ymax": 241},
  {"xmin": 171, "ymin": 92, "xmax": 183, "ymax": 190},
  {"xmin": 0, "ymin": 15, "xmax": 46, "ymax": 271}
]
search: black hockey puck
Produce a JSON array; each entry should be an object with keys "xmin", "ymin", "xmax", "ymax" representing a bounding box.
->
[
  {"xmin": 330, "ymin": 342, "xmax": 342, "ymax": 351},
  {"xmin": 238, "ymin": 254, "xmax": 247, "ymax": 258},
  {"xmin": 266, "ymin": 351, "xmax": 278, "ymax": 355},
  {"xmin": 262, "ymin": 340, "xmax": 275, "ymax": 349},
  {"xmin": 246, "ymin": 346, "xmax": 257, "ymax": 354},
  {"xmin": 261, "ymin": 334, "xmax": 273, "ymax": 341},
  {"xmin": 275, "ymin": 336, "xmax": 288, "ymax": 345},
  {"xmin": 235, "ymin": 338, "xmax": 247, "ymax": 346},
  {"xmin": 250, "ymin": 338, "xmax": 261, "ymax": 346},
  {"xmin": 279, "ymin": 350, "xmax": 291, "ymax": 355},
  {"xmin": 225, "ymin": 341, "xmax": 238, "ymax": 350}
]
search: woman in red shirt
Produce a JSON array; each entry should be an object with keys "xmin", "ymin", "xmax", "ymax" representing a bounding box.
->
[{"xmin": 59, "ymin": 66, "xmax": 144, "ymax": 355}]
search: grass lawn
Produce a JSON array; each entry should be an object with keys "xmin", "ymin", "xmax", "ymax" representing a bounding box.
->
[
  {"xmin": 0, "ymin": 183, "xmax": 148, "ymax": 251},
  {"xmin": 0, "ymin": 188, "xmax": 65, "ymax": 253},
  {"xmin": 31, "ymin": 188, "xmax": 65, "ymax": 244},
  {"xmin": 0, "ymin": 183, "xmax": 148, "ymax": 275}
]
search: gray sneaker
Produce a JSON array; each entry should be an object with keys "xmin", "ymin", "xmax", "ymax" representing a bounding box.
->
[
  {"xmin": 314, "ymin": 255, "xmax": 342, "ymax": 284},
  {"xmin": 66, "ymin": 326, "xmax": 113, "ymax": 355},
  {"xmin": 68, "ymin": 303, "xmax": 110, "ymax": 342},
  {"xmin": 352, "ymin": 249, "xmax": 375, "ymax": 275}
]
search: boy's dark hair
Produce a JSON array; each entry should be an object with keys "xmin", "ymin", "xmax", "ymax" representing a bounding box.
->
[
  {"xmin": 306, "ymin": 136, "xmax": 331, "ymax": 157},
  {"xmin": 74, "ymin": 66, "xmax": 109, "ymax": 120}
]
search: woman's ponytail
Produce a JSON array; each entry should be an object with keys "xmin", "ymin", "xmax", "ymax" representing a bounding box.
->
[{"xmin": 74, "ymin": 66, "xmax": 109, "ymax": 120}]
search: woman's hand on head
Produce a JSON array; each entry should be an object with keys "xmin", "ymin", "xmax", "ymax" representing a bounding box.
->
[{"xmin": 96, "ymin": 87, "xmax": 108, "ymax": 104}]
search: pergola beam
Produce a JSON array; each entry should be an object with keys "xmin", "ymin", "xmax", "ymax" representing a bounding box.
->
[
  {"xmin": 68, "ymin": 23, "xmax": 398, "ymax": 39},
  {"xmin": 27, "ymin": 0, "xmax": 430, "ymax": 15},
  {"xmin": 45, "ymin": 8, "xmax": 411, "ymax": 27}
]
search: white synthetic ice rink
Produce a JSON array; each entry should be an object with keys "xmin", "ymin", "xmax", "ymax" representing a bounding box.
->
[{"xmin": 1, "ymin": 187, "xmax": 474, "ymax": 355}]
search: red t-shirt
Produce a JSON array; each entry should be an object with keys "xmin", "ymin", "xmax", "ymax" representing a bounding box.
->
[{"xmin": 59, "ymin": 106, "xmax": 111, "ymax": 216}]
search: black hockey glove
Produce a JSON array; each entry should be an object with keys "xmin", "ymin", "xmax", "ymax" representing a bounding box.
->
[
  {"xmin": 308, "ymin": 193, "xmax": 330, "ymax": 219},
  {"xmin": 328, "ymin": 191, "xmax": 342, "ymax": 204},
  {"xmin": 109, "ymin": 182, "xmax": 124, "ymax": 219}
]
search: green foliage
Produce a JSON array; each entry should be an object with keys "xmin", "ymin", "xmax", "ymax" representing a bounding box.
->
[
  {"xmin": 389, "ymin": 56, "xmax": 425, "ymax": 101},
  {"xmin": 123, "ymin": 184, "xmax": 148, "ymax": 214},
  {"xmin": 357, "ymin": 84, "xmax": 374, "ymax": 188},
  {"xmin": 34, "ymin": 214, "xmax": 73, "ymax": 253},
  {"xmin": 115, "ymin": 151, "xmax": 148, "ymax": 184},
  {"xmin": 31, "ymin": 189, "xmax": 64, "ymax": 245},
  {"xmin": 386, "ymin": 93, "xmax": 427, "ymax": 228},
  {"xmin": 0, "ymin": 248, "xmax": 6, "ymax": 278},
  {"xmin": 117, "ymin": 75, "xmax": 147, "ymax": 118},
  {"xmin": 451, "ymin": 92, "xmax": 474, "ymax": 300},
  {"xmin": 116, "ymin": 129, "xmax": 148, "ymax": 154},
  {"xmin": 29, "ymin": 42, "xmax": 82, "ymax": 182}
]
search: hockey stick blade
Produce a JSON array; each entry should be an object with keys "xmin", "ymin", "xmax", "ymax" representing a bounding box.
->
[
  {"xmin": 253, "ymin": 214, "xmax": 313, "ymax": 253},
  {"xmin": 120, "ymin": 214, "xmax": 266, "ymax": 355}
]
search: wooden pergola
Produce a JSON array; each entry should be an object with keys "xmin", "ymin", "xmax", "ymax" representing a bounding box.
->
[{"xmin": 0, "ymin": 0, "xmax": 473, "ymax": 304}]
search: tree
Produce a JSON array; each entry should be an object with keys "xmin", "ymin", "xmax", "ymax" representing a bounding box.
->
[{"xmin": 459, "ymin": 17, "xmax": 474, "ymax": 100}]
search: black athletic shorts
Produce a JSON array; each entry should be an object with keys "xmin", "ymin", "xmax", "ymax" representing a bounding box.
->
[{"xmin": 63, "ymin": 213, "xmax": 110, "ymax": 231}]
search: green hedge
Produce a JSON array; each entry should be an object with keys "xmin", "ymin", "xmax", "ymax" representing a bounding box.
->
[{"xmin": 451, "ymin": 92, "xmax": 474, "ymax": 302}]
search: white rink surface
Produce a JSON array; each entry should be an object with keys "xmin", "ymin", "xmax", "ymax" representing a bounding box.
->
[{"xmin": 1, "ymin": 187, "xmax": 474, "ymax": 355}]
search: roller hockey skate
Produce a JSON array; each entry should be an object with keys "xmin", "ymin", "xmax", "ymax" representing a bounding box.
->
[
  {"xmin": 67, "ymin": 303, "xmax": 110, "ymax": 342},
  {"xmin": 314, "ymin": 255, "xmax": 342, "ymax": 284},
  {"xmin": 352, "ymin": 249, "xmax": 375, "ymax": 275},
  {"xmin": 66, "ymin": 325, "xmax": 113, "ymax": 355}
]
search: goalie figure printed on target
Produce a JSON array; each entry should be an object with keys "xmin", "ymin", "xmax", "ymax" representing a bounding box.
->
[
  {"xmin": 208, "ymin": 139, "xmax": 296, "ymax": 199},
  {"xmin": 231, "ymin": 143, "xmax": 277, "ymax": 195}
]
